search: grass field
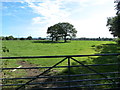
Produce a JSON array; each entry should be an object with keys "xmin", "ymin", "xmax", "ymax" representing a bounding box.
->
[
  {"xmin": 2, "ymin": 40, "xmax": 111, "ymax": 57},
  {"xmin": 2, "ymin": 40, "xmax": 116, "ymax": 66},
  {"xmin": 1, "ymin": 40, "xmax": 120, "ymax": 89},
  {"xmin": 2, "ymin": 40, "xmax": 118, "ymax": 66}
]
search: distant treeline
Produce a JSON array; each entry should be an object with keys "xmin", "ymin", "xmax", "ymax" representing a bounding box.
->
[
  {"xmin": 72, "ymin": 37, "xmax": 113, "ymax": 41},
  {"xmin": 0, "ymin": 36, "xmax": 45, "ymax": 40},
  {"xmin": 0, "ymin": 35, "xmax": 114, "ymax": 41}
]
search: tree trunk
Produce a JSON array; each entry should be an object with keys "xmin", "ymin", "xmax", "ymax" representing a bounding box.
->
[
  {"xmin": 64, "ymin": 36, "xmax": 67, "ymax": 42},
  {"xmin": 52, "ymin": 37, "xmax": 54, "ymax": 42},
  {"xmin": 55, "ymin": 37, "xmax": 58, "ymax": 41}
]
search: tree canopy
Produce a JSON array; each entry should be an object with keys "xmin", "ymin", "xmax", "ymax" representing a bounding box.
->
[
  {"xmin": 106, "ymin": 15, "xmax": 120, "ymax": 37},
  {"xmin": 115, "ymin": 0, "xmax": 120, "ymax": 14},
  {"xmin": 47, "ymin": 22, "xmax": 77, "ymax": 42},
  {"xmin": 106, "ymin": 0, "xmax": 120, "ymax": 38},
  {"xmin": 26, "ymin": 36, "xmax": 32, "ymax": 40}
]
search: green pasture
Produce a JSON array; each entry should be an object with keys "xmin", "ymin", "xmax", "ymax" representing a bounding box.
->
[
  {"xmin": 1, "ymin": 40, "xmax": 120, "ymax": 89},
  {"xmin": 1, "ymin": 40, "xmax": 118, "ymax": 67},
  {"xmin": 2, "ymin": 40, "xmax": 110, "ymax": 57}
]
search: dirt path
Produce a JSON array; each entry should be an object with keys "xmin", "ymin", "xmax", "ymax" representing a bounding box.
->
[
  {"xmin": 3, "ymin": 60, "xmax": 78, "ymax": 89},
  {"xmin": 17, "ymin": 60, "xmax": 58, "ymax": 89},
  {"xmin": 17, "ymin": 60, "xmax": 41, "ymax": 77}
]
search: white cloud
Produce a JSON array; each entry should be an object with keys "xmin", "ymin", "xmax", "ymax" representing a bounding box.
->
[
  {"xmin": 22, "ymin": 0, "xmax": 115, "ymax": 38},
  {"xmin": 32, "ymin": 17, "xmax": 48, "ymax": 24},
  {"xmin": 66, "ymin": 0, "xmax": 110, "ymax": 4},
  {"xmin": 20, "ymin": 6, "xmax": 25, "ymax": 8},
  {"xmin": 25, "ymin": 0, "xmax": 71, "ymax": 26},
  {"xmin": 72, "ymin": 9, "xmax": 115, "ymax": 38},
  {"xmin": 25, "ymin": 0, "xmax": 113, "ymax": 25}
]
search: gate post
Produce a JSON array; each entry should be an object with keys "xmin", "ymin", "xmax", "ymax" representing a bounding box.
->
[{"xmin": 68, "ymin": 57, "xmax": 71, "ymax": 90}]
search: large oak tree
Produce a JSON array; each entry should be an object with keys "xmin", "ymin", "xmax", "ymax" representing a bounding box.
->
[{"xmin": 47, "ymin": 22, "xmax": 77, "ymax": 42}]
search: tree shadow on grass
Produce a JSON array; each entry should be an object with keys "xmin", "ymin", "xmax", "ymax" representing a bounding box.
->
[
  {"xmin": 92, "ymin": 43, "xmax": 120, "ymax": 64},
  {"xmin": 91, "ymin": 43, "xmax": 120, "ymax": 88},
  {"xmin": 100, "ymin": 43, "xmax": 120, "ymax": 53},
  {"xmin": 32, "ymin": 40, "xmax": 70, "ymax": 44},
  {"xmin": 48, "ymin": 43, "xmax": 120, "ymax": 89}
]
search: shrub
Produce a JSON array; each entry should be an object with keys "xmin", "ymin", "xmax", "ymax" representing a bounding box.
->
[{"xmin": 115, "ymin": 38, "xmax": 120, "ymax": 45}]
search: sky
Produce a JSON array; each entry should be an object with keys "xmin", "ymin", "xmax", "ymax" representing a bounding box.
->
[{"xmin": 1, "ymin": 0, "xmax": 117, "ymax": 38}]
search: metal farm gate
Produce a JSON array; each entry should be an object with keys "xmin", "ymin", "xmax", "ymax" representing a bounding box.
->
[{"xmin": 0, "ymin": 53, "xmax": 120, "ymax": 90}]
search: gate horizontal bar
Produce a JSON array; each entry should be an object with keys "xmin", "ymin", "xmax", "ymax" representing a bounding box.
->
[
  {"xmin": 2, "ymin": 63, "xmax": 120, "ymax": 70},
  {"xmin": 1, "ymin": 77, "xmax": 120, "ymax": 86},
  {"xmin": 1, "ymin": 72, "xmax": 120, "ymax": 80},
  {"xmin": 1, "ymin": 53, "xmax": 120, "ymax": 59},
  {"xmin": 32, "ymin": 82, "xmax": 120, "ymax": 89}
]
